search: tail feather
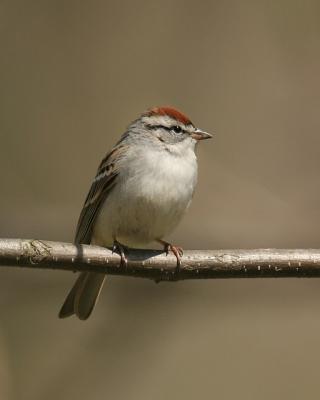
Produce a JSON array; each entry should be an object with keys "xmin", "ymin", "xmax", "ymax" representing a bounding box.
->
[
  {"xmin": 75, "ymin": 273, "xmax": 106, "ymax": 320},
  {"xmin": 59, "ymin": 272, "xmax": 106, "ymax": 320}
]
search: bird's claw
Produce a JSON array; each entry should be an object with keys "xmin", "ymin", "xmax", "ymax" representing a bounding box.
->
[
  {"xmin": 158, "ymin": 240, "xmax": 183, "ymax": 272},
  {"xmin": 112, "ymin": 240, "xmax": 128, "ymax": 268}
]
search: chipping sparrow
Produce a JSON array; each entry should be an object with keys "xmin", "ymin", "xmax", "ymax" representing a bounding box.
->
[{"xmin": 59, "ymin": 106, "xmax": 212, "ymax": 320}]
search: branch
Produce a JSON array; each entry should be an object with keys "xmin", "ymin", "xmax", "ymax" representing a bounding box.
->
[{"xmin": 1, "ymin": 238, "xmax": 320, "ymax": 281}]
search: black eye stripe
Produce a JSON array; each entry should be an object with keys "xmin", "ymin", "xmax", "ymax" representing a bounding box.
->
[
  {"xmin": 147, "ymin": 124, "xmax": 186, "ymax": 133},
  {"xmin": 147, "ymin": 124, "xmax": 170, "ymax": 131}
]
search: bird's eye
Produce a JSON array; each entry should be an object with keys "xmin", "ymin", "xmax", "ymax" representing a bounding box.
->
[{"xmin": 172, "ymin": 126, "xmax": 182, "ymax": 134}]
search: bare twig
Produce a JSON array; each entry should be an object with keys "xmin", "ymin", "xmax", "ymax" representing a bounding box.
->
[{"xmin": 1, "ymin": 238, "xmax": 320, "ymax": 281}]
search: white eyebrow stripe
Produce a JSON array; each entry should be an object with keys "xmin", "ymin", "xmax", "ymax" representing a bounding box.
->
[{"xmin": 142, "ymin": 115, "xmax": 180, "ymax": 127}]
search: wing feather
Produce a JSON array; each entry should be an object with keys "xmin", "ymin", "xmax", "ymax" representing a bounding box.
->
[{"xmin": 74, "ymin": 144, "xmax": 127, "ymax": 244}]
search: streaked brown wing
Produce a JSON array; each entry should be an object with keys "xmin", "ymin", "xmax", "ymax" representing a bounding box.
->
[{"xmin": 74, "ymin": 144, "xmax": 127, "ymax": 244}]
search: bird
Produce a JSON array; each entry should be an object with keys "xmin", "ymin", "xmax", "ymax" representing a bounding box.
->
[{"xmin": 59, "ymin": 106, "xmax": 212, "ymax": 320}]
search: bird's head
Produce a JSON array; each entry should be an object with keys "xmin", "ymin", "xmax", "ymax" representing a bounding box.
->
[{"xmin": 128, "ymin": 106, "xmax": 212, "ymax": 151}]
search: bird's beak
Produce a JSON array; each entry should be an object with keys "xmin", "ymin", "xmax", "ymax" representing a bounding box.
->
[{"xmin": 191, "ymin": 128, "xmax": 213, "ymax": 141}]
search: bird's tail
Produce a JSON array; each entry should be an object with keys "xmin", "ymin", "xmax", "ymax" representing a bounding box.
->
[{"xmin": 58, "ymin": 272, "xmax": 106, "ymax": 320}]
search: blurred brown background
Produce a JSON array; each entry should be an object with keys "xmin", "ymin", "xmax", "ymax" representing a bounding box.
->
[{"xmin": 1, "ymin": 0, "xmax": 320, "ymax": 399}]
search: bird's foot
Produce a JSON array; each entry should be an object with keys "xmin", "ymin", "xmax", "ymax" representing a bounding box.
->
[
  {"xmin": 112, "ymin": 239, "xmax": 128, "ymax": 268},
  {"xmin": 157, "ymin": 239, "xmax": 183, "ymax": 272}
]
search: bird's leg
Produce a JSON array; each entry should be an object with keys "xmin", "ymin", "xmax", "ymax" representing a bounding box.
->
[
  {"xmin": 157, "ymin": 239, "xmax": 183, "ymax": 271},
  {"xmin": 112, "ymin": 239, "xmax": 128, "ymax": 268}
]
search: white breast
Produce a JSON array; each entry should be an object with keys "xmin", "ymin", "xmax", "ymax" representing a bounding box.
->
[{"xmin": 92, "ymin": 139, "xmax": 198, "ymax": 247}]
